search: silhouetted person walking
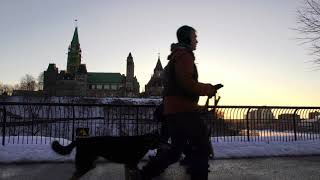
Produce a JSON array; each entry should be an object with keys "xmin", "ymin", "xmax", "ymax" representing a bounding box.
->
[{"xmin": 139, "ymin": 25, "xmax": 221, "ymax": 180}]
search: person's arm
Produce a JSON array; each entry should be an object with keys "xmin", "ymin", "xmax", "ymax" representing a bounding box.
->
[{"xmin": 174, "ymin": 52, "xmax": 214, "ymax": 96}]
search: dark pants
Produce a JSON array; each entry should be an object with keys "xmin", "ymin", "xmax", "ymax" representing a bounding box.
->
[
  {"xmin": 159, "ymin": 116, "xmax": 214, "ymax": 161},
  {"xmin": 142, "ymin": 112, "xmax": 209, "ymax": 180}
]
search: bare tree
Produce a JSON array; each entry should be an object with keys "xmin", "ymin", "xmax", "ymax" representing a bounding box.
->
[
  {"xmin": 297, "ymin": 0, "xmax": 320, "ymax": 66},
  {"xmin": 13, "ymin": 84, "xmax": 20, "ymax": 90},
  {"xmin": 2, "ymin": 84, "xmax": 14, "ymax": 95},
  {"xmin": 19, "ymin": 74, "xmax": 36, "ymax": 91},
  {"xmin": 0, "ymin": 82, "xmax": 3, "ymax": 95},
  {"xmin": 0, "ymin": 81, "xmax": 17, "ymax": 95}
]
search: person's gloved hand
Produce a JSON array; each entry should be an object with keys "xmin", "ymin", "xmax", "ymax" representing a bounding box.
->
[
  {"xmin": 208, "ymin": 83, "xmax": 223, "ymax": 98},
  {"xmin": 208, "ymin": 85, "xmax": 217, "ymax": 98}
]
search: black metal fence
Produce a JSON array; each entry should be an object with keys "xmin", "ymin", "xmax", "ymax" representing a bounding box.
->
[
  {"xmin": 210, "ymin": 106, "xmax": 320, "ymax": 142},
  {"xmin": 1, "ymin": 102, "xmax": 320, "ymax": 145}
]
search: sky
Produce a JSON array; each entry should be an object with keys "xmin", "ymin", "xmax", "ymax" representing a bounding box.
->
[{"xmin": 0, "ymin": 0, "xmax": 319, "ymax": 106}]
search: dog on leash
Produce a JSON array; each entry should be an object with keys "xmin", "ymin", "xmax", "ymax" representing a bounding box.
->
[{"xmin": 52, "ymin": 132, "xmax": 167, "ymax": 180}]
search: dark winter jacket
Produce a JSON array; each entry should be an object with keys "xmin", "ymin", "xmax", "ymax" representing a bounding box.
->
[{"xmin": 163, "ymin": 43, "xmax": 213, "ymax": 115}]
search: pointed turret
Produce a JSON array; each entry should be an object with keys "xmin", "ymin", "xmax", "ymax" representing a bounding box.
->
[
  {"xmin": 154, "ymin": 56, "xmax": 163, "ymax": 72},
  {"xmin": 153, "ymin": 55, "xmax": 163, "ymax": 77},
  {"xmin": 144, "ymin": 55, "xmax": 164, "ymax": 97},
  {"xmin": 67, "ymin": 27, "xmax": 82, "ymax": 75}
]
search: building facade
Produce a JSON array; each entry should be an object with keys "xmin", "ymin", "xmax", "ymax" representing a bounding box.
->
[{"xmin": 43, "ymin": 27, "xmax": 140, "ymax": 97}]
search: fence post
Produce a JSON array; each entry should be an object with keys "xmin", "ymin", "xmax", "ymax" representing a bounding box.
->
[
  {"xmin": 136, "ymin": 107, "xmax": 139, "ymax": 136},
  {"xmin": 293, "ymin": 108, "xmax": 299, "ymax": 141},
  {"xmin": 31, "ymin": 113, "xmax": 34, "ymax": 136},
  {"xmin": 2, "ymin": 106, "xmax": 6, "ymax": 146},
  {"xmin": 72, "ymin": 106, "xmax": 75, "ymax": 141},
  {"xmin": 246, "ymin": 108, "xmax": 251, "ymax": 142}
]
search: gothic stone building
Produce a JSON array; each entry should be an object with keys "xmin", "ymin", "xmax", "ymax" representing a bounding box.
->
[
  {"xmin": 144, "ymin": 56, "xmax": 164, "ymax": 97},
  {"xmin": 43, "ymin": 27, "xmax": 139, "ymax": 97}
]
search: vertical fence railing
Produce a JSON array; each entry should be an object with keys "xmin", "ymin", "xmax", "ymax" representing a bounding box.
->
[
  {"xmin": 212, "ymin": 105, "xmax": 320, "ymax": 142},
  {"xmin": 2, "ymin": 106, "xmax": 6, "ymax": 146},
  {"xmin": 31, "ymin": 112, "xmax": 34, "ymax": 137},
  {"xmin": 293, "ymin": 108, "xmax": 299, "ymax": 141},
  {"xmin": 136, "ymin": 106, "xmax": 139, "ymax": 136},
  {"xmin": 1, "ymin": 102, "xmax": 320, "ymax": 145},
  {"xmin": 246, "ymin": 108, "xmax": 251, "ymax": 142},
  {"xmin": 72, "ymin": 106, "xmax": 75, "ymax": 141}
]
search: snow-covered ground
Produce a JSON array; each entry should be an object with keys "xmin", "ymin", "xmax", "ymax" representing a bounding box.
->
[{"xmin": 1, "ymin": 136, "xmax": 320, "ymax": 163}]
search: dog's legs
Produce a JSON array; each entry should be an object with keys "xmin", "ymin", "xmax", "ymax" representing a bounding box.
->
[
  {"xmin": 73, "ymin": 151, "xmax": 97, "ymax": 180},
  {"xmin": 71, "ymin": 162, "xmax": 96, "ymax": 180},
  {"xmin": 125, "ymin": 163, "xmax": 139, "ymax": 180},
  {"xmin": 69, "ymin": 172, "xmax": 82, "ymax": 180}
]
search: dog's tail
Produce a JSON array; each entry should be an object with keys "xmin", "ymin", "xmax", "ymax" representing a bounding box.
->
[{"xmin": 52, "ymin": 141, "xmax": 76, "ymax": 155}]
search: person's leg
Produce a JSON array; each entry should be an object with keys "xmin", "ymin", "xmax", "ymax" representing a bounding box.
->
[
  {"xmin": 208, "ymin": 138, "xmax": 214, "ymax": 159},
  {"xmin": 141, "ymin": 114, "xmax": 186, "ymax": 179},
  {"xmin": 148, "ymin": 119, "xmax": 170, "ymax": 161},
  {"xmin": 161, "ymin": 119, "xmax": 170, "ymax": 141},
  {"xmin": 179, "ymin": 141, "xmax": 192, "ymax": 166},
  {"xmin": 156, "ymin": 119, "xmax": 170, "ymax": 156},
  {"xmin": 185, "ymin": 113, "xmax": 210, "ymax": 180}
]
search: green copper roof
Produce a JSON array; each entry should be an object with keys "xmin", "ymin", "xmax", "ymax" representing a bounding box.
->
[
  {"xmin": 88, "ymin": 72, "xmax": 124, "ymax": 84},
  {"xmin": 71, "ymin": 27, "xmax": 79, "ymax": 45}
]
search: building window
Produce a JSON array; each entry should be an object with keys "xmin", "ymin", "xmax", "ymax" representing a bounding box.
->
[
  {"xmin": 104, "ymin": 84, "xmax": 110, "ymax": 90},
  {"xmin": 97, "ymin": 85, "xmax": 102, "ymax": 89},
  {"xmin": 111, "ymin": 84, "xmax": 117, "ymax": 90}
]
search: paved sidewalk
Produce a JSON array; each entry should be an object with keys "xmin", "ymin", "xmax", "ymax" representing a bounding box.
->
[{"xmin": 1, "ymin": 156, "xmax": 320, "ymax": 180}]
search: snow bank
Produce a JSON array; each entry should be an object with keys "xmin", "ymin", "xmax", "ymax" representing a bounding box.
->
[{"xmin": 1, "ymin": 136, "xmax": 320, "ymax": 163}]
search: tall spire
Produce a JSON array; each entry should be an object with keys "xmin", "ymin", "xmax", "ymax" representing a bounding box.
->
[
  {"xmin": 71, "ymin": 27, "xmax": 79, "ymax": 46},
  {"xmin": 126, "ymin": 52, "xmax": 134, "ymax": 80},
  {"xmin": 67, "ymin": 26, "xmax": 82, "ymax": 74}
]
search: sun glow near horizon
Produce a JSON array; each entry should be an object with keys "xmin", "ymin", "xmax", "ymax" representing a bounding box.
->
[{"xmin": 0, "ymin": 0, "xmax": 319, "ymax": 106}]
